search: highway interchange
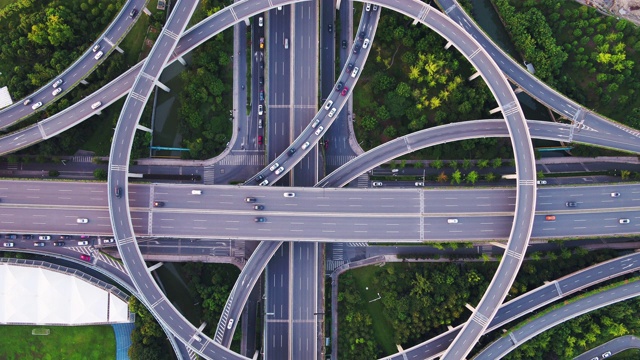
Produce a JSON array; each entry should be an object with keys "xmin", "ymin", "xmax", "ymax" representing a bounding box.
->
[{"xmin": 1, "ymin": 0, "xmax": 639, "ymax": 359}]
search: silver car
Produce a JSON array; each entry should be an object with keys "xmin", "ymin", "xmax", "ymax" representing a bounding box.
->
[{"xmin": 315, "ymin": 126, "xmax": 324, "ymax": 136}]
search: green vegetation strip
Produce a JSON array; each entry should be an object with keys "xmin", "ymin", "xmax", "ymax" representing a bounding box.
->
[{"xmin": 0, "ymin": 325, "xmax": 115, "ymax": 359}]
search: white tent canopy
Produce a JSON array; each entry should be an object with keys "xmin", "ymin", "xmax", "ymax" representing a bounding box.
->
[{"xmin": 0, "ymin": 263, "xmax": 129, "ymax": 325}]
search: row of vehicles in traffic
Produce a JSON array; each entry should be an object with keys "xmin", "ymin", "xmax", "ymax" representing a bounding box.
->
[{"xmin": 2, "ymin": 234, "xmax": 92, "ymax": 248}]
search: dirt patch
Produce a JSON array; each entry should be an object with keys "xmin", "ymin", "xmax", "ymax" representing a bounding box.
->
[{"xmin": 580, "ymin": 0, "xmax": 640, "ymax": 26}]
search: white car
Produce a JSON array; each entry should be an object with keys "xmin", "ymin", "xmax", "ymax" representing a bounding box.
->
[
  {"xmin": 259, "ymin": 179, "xmax": 269, "ymax": 186},
  {"xmin": 536, "ymin": 180, "xmax": 547, "ymax": 185},
  {"xmin": 31, "ymin": 102, "xmax": 43, "ymax": 110},
  {"xmin": 315, "ymin": 126, "xmax": 324, "ymax": 136},
  {"xmin": 301, "ymin": 141, "xmax": 310, "ymax": 150},
  {"xmin": 372, "ymin": 182, "xmax": 382, "ymax": 187},
  {"xmin": 610, "ymin": 192, "xmax": 620, "ymax": 197},
  {"xmin": 328, "ymin": 108, "xmax": 337, "ymax": 117},
  {"xmin": 283, "ymin": 193, "xmax": 295, "ymax": 198},
  {"xmin": 284, "ymin": 38, "xmax": 288, "ymax": 49},
  {"xmin": 94, "ymin": 51, "xmax": 104, "ymax": 60},
  {"xmin": 365, "ymin": 3, "xmax": 371, "ymax": 11},
  {"xmin": 269, "ymin": 163, "xmax": 280, "ymax": 172},
  {"xmin": 619, "ymin": 218, "xmax": 630, "ymax": 224},
  {"xmin": 363, "ymin": 38, "xmax": 370, "ymax": 49},
  {"xmin": 38, "ymin": 235, "xmax": 51, "ymax": 241},
  {"xmin": 227, "ymin": 318, "xmax": 234, "ymax": 329},
  {"xmin": 3, "ymin": 242, "xmax": 14, "ymax": 247},
  {"xmin": 77, "ymin": 218, "xmax": 89, "ymax": 224},
  {"xmin": 447, "ymin": 218, "xmax": 459, "ymax": 224},
  {"xmin": 91, "ymin": 101, "xmax": 102, "ymax": 109},
  {"xmin": 52, "ymin": 79, "xmax": 64, "ymax": 88},
  {"xmin": 52, "ymin": 87, "xmax": 62, "ymax": 96},
  {"xmin": 258, "ymin": 17, "xmax": 263, "ymax": 27},
  {"xmin": 372, "ymin": 4, "xmax": 378, "ymax": 11},
  {"xmin": 92, "ymin": 44, "xmax": 101, "ymax": 52},
  {"xmin": 351, "ymin": 66, "xmax": 359, "ymax": 78},
  {"xmin": 78, "ymin": 241, "xmax": 89, "ymax": 246},
  {"xmin": 311, "ymin": 119, "xmax": 321, "ymax": 128},
  {"xmin": 103, "ymin": 238, "xmax": 115, "ymax": 243},
  {"xmin": 415, "ymin": 182, "xmax": 424, "ymax": 187},
  {"xmin": 324, "ymin": 100, "xmax": 334, "ymax": 110},
  {"xmin": 258, "ymin": 105, "xmax": 263, "ymax": 115},
  {"xmin": 275, "ymin": 166, "xmax": 285, "ymax": 175}
]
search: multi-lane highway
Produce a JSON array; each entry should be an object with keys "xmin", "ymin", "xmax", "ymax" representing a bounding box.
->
[
  {"xmin": 381, "ymin": 253, "xmax": 640, "ymax": 359},
  {"xmin": 0, "ymin": 0, "xmax": 147, "ymax": 127}
]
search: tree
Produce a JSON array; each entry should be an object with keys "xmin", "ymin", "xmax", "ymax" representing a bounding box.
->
[
  {"xmin": 437, "ymin": 171, "xmax": 448, "ymax": 183},
  {"xmin": 462, "ymin": 159, "xmax": 472, "ymax": 170},
  {"xmin": 492, "ymin": 158, "xmax": 502, "ymax": 169},
  {"xmin": 93, "ymin": 168, "xmax": 107, "ymax": 180},
  {"xmin": 451, "ymin": 170, "xmax": 462, "ymax": 185},
  {"xmin": 477, "ymin": 159, "xmax": 489, "ymax": 169},
  {"xmin": 448, "ymin": 160, "xmax": 458, "ymax": 169},
  {"xmin": 48, "ymin": 170, "xmax": 60, "ymax": 177},
  {"xmin": 537, "ymin": 170, "xmax": 545, "ymax": 179},
  {"xmin": 431, "ymin": 159, "xmax": 443, "ymax": 169},
  {"xmin": 466, "ymin": 171, "xmax": 478, "ymax": 184},
  {"xmin": 485, "ymin": 172, "xmax": 496, "ymax": 182}
]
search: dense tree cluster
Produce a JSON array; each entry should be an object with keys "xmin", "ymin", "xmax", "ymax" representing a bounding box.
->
[
  {"xmin": 353, "ymin": 10, "xmax": 510, "ymax": 159},
  {"xmin": 494, "ymin": 0, "xmax": 640, "ymax": 126},
  {"xmin": 128, "ymin": 297, "xmax": 173, "ymax": 360},
  {"xmin": 0, "ymin": 0, "xmax": 124, "ymax": 99},
  {"xmin": 338, "ymin": 249, "xmax": 617, "ymax": 358}
]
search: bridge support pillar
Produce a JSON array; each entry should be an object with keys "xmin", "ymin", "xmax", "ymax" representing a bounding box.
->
[
  {"xmin": 176, "ymin": 56, "xmax": 187, "ymax": 66},
  {"xmin": 447, "ymin": 325, "xmax": 454, "ymax": 331},
  {"xmin": 489, "ymin": 241, "xmax": 507, "ymax": 250},
  {"xmin": 113, "ymin": 46, "xmax": 124, "ymax": 54},
  {"xmin": 465, "ymin": 303, "xmax": 476, "ymax": 312},
  {"xmin": 514, "ymin": 87, "xmax": 523, "ymax": 94},
  {"xmin": 336, "ymin": 0, "xmax": 342, "ymax": 11},
  {"xmin": 94, "ymin": 111, "xmax": 102, "ymax": 116},
  {"xmin": 468, "ymin": 71, "xmax": 481, "ymax": 81},
  {"xmin": 252, "ymin": 350, "xmax": 259, "ymax": 360},
  {"xmin": 80, "ymin": 80, "xmax": 89, "ymax": 85},
  {"xmin": 155, "ymin": 81, "xmax": 170, "ymax": 93},
  {"xmin": 148, "ymin": 262, "xmax": 164, "ymax": 272},
  {"xmin": 143, "ymin": 8, "xmax": 151, "ymax": 16},
  {"xmin": 489, "ymin": 107, "xmax": 502, "ymax": 115},
  {"xmin": 244, "ymin": 18, "xmax": 250, "ymax": 26},
  {"xmin": 136, "ymin": 124, "xmax": 153, "ymax": 133},
  {"xmin": 396, "ymin": 344, "xmax": 404, "ymax": 352},
  {"xmin": 198, "ymin": 322, "xmax": 207, "ymax": 332},
  {"xmin": 444, "ymin": 41, "xmax": 453, "ymax": 49}
]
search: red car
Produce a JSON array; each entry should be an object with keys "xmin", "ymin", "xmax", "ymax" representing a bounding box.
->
[
  {"xmin": 258, "ymin": 135, "xmax": 263, "ymax": 145},
  {"xmin": 80, "ymin": 254, "xmax": 91, "ymax": 262},
  {"xmin": 340, "ymin": 87, "xmax": 349, "ymax": 96}
]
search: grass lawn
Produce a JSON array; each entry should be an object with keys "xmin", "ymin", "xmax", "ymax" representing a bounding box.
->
[
  {"xmin": 0, "ymin": 0, "xmax": 14, "ymax": 9},
  {"xmin": 119, "ymin": 7, "xmax": 163, "ymax": 67},
  {"xmin": 349, "ymin": 265, "xmax": 397, "ymax": 356},
  {"xmin": 0, "ymin": 325, "xmax": 115, "ymax": 359}
]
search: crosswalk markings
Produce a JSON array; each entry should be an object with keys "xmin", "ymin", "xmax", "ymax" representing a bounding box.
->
[
  {"xmin": 218, "ymin": 154, "xmax": 264, "ymax": 166},
  {"xmin": 72, "ymin": 156, "xmax": 94, "ymax": 163},
  {"xmin": 356, "ymin": 174, "xmax": 369, "ymax": 188},
  {"xmin": 203, "ymin": 165, "xmax": 215, "ymax": 184}
]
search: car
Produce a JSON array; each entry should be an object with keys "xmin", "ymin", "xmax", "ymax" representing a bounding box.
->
[
  {"xmin": 52, "ymin": 87, "xmax": 62, "ymax": 96},
  {"xmin": 288, "ymin": 148, "xmax": 296, "ymax": 156},
  {"xmin": 372, "ymin": 4, "xmax": 378, "ymax": 11},
  {"xmin": 53, "ymin": 79, "xmax": 64, "ymax": 88},
  {"xmin": 536, "ymin": 180, "xmax": 547, "ymax": 185},
  {"xmin": 602, "ymin": 351, "xmax": 612, "ymax": 358},
  {"xmin": 365, "ymin": 3, "xmax": 371, "ymax": 11},
  {"xmin": 258, "ymin": 118, "xmax": 263, "ymax": 129},
  {"xmin": 347, "ymin": 63, "xmax": 354, "ymax": 72},
  {"xmin": 353, "ymin": 44, "xmax": 360, "ymax": 54},
  {"xmin": 153, "ymin": 201, "xmax": 164, "ymax": 207},
  {"xmin": 129, "ymin": 8, "xmax": 138, "ymax": 18},
  {"xmin": 80, "ymin": 235, "xmax": 89, "ymax": 239},
  {"xmin": 31, "ymin": 102, "xmax": 42, "ymax": 110},
  {"xmin": 611, "ymin": 192, "xmax": 620, "ymax": 197},
  {"xmin": 328, "ymin": 108, "xmax": 337, "ymax": 117},
  {"xmin": 340, "ymin": 87, "xmax": 349, "ymax": 96},
  {"xmin": 115, "ymin": 186, "xmax": 122, "ymax": 198},
  {"xmin": 78, "ymin": 241, "xmax": 89, "ymax": 246},
  {"xmin": 283, "ymin": 193, "xmax": 295, "ymax": 197},
  {"xmin": 80, "ymin": 254, "xmax": 91, "ymax": 262},
  {"xmin": 59, "ymin": 235, "xmax": 71, "ymax": 240},
  {"xmin": 258, "ymin": 105, "xmax": 263, "ymax": 115},
  {"xmin": 372, "ymin": 182, "xmax": 383, "ymax": 187},
  {"xmin": 590, "ymin": 357, "xmax": 599, "ymax": 360},
  {"xmin": 258, "ymin": 135, "xmax": 263, "ymax": 144},
  {"xmin": 3, "ymin": 242, "xmax": 14, "ymax": 247},
  {"xmin": 53, "ymin": 241, "xmax": 64, "ymax": 246},
  {"xmin": 7, "ymin": 234, "xmax": 17, "ymax": 240},
  {"xmin": 277, "ymin": 5, "xmax": 282, "ymax": 10},
  {"xmin": 245, "ymin": 197, "xmax": 257, "ymax": 203},
  {"xmin": 23, "ymin": 98, "xmax": 32, "ymax": 106},
  {"xmin": 269, "ymin": 163, "xmax": 280, "ymax": 171},
  {"xmin": 22, "ymin": 235, "xmax": 32, "ymax": 240},
  {"xmin": 259, "ymin": 179, "xmax": 269, "ymax": 186},
  {"xmin": 259, "ymin": 77, "xmax": 264, "ymax": 85},
  {"xmin": 103, "ymin": 238, "xmax": 115, "ymax": 243},
  {"xmin": 254, "ymin": 217, "xmax": 266, "ymax": 222},
  {"xmin": 259, "ymin": 37, "xmax": 264, "ymax": 49},
  {"xmin": 284, "ymin": 38, "xmax": 289, "ymax": 49},
  {"xmin": 91, "ymin": 101, "xmax": 102, "ymax": 109},
  {"xmin": 254, "ymin": 205, "xmax": 264, "ymax": 210},
  {"xmin": 259, "ymin": 60, "xmax": 264, "ymax": 70},
  {"xmin": 191, "ymin": 190, "xmax": 202, "ymax": 195},
  {"xmin": 38, "ymin": 235, "xmax": 51, "ymax": 241},
  {"xmin": 227, "ymin": 318, "xmax": 235, "ymax": 329},
  {"xmin": 94, "ymin": 51, "xmax": 104, "ymax": 60},
  {"xmin": 358, "ymin": 31, "xmax": 365, "ymax": 40},
  {"xmin": 315, "ymin": 126, "xmax": 324, "ymax": 136},
  {"xmin": 335, "ymin": 82, "xmax": 343, "ymax": 91},
  {"xmin": 447, "ymin": 218, "xmax": 459, "ymax": 224},
  {"xmin": 311, "ymin": 118, "xmax": 321, "ymax": 128},
  {"xmin": 566, "ymin": 201, "xmax": 577, "ymax": 207},
  {"xmin": 92, "ymin": 44, "xmax": 101, "ymax": 52},
  {"xmin": 342, "ymin": 40, "xmax": 347, "ymax": 49},
  {"xmin": 259, "ymin": 90, "xmax": 265, "ymax": 102},
  {"xmin": 76, "ymin": 218, "xmax": 89, "ymax": 224},
  {"xmin": 301, "ymin": 141, "xmax": 310, "ymax": 150},
  {"xmin": 324, "ymin": 100, "xmax": 334, "ymax": 110},
  {"xmin": 415, "ymin": 182, "xmax": 424, "ymax": 187},
  {"xmin": 619, "ymin": 218, "xmax": 630, "ymax": 224},
  {"xmin": 33, "ymin": 242, "xmax": 45, "ymax": 247},
  {"xmin": 258, "ymin": 16, "xmax": 263, "ymax": 27},
  {"xmin": 351, "ymin": 66, "xmax": 359, "ymax": 78},
  {"xmin": 275, "ymin": 166, "xmax": 285, "ymax": 175},
  {"xmin": 363, "ymin": 38, "xmax": 370, "ymax": 48},
  {"xmin": 545, "ymin": 215, "xmax": 556, "ymax": 221},
  {"xmin": 328, "ymin": 24, "xmax": 332, "ymax": 32},
  {"xmin": 254, "ymin": 175, "xmax": 265, "ymax": 183}
]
